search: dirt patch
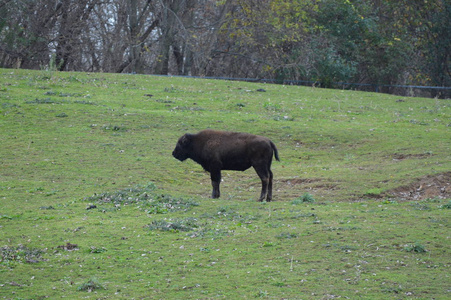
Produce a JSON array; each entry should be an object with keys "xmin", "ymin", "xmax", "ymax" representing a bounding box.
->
[
  {"xmin": 273, "ymin": 178, "xmax": 340, "ymax": 200},
  {"xmin": 387, "ymin": 172, "xmax": 451, "ymax": 201},
  {"xmin": 57, "ymin": 242, "xmax": 79, "ymax": 251},
  {"xmin": 280, "ymin": 178, "xmax": 337, "ymax": 189},
  {"xmin": 391, "ymin": 153, "xmax": 433, "ymax": 161},
  {"xmin": 281, "ymin": 178, "xmax": 322, "ymax": 185}
]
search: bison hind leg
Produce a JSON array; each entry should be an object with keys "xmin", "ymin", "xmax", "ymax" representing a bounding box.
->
[
  {"xmin": 211, "ymin": 180, "xmax": 220, "ymax": 198},
  {"xmin": 254, "ymin": 166, "xmax": 272, "ymax": 202},
  {"xmin": 210, "ymin": 169, "xmax": 221, "ymax": 199},
  {"xmin": 266, "ymin": 170, "xmax": 274, "ymax": 201}
]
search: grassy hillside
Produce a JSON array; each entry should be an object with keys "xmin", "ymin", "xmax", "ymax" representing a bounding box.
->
[{"xmin": 0, "ymin": 68, "xmax": 450, "ymax": 299}]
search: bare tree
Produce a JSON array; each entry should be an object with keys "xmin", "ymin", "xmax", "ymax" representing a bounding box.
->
[
  {"xmin": 53, "ymin": 0, "xmax": 100, "ymax": 71},
  {"xmin": 0, "ymin": 0, "xmax": 62, "ymax": 69},
  {"xmin": 124, "ymin": 0, "xmax": 159, "ymax": 73}
]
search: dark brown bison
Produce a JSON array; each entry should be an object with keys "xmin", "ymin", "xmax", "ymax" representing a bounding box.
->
[{"xmin": 172, "ymin": 129, "xmax": 279, "ymax": 201}]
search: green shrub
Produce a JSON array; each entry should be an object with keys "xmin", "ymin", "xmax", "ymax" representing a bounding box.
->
[
  {"xmin": 77, "ymin": 278, "xmax": 106, "ymax": 292},
  {"xmin": 292, "ymin": 193, "xmax": 315, "ymax": 204},
  {"xmin": 404, "ymin": 242, "xmax": 427, "ymax": 253},
  {"xmin": 440, "ymin": 200, "xmax": 451, "ymax": 209}
]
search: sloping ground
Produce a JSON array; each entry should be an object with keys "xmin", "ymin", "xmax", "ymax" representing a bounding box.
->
[{"xmin": 387, "ymin": 172, "xmax": 451, "ymax": 201}]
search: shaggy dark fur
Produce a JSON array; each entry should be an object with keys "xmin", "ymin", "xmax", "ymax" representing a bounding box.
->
[{"xmin": 172, "ymin": 130, "xmax": 279, "ymax": 201}]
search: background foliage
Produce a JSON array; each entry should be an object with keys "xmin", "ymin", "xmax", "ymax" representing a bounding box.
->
[{"xmin": 1, "ymin": 0, "xmax": 450, "ymax": 97}]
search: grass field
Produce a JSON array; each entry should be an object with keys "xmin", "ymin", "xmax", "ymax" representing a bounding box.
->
[{"xmin": 0, "ymin": 68, "xmax": 450, "ymax": 299}]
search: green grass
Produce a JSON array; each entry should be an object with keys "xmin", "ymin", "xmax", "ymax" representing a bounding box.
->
[{"xmin": 0, "ymin": 68, "xmax": 450, "ymax": 299}]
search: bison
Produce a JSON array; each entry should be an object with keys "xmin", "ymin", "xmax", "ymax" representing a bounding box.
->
[{"xmin": 172, "ymin": 129, "xmax": 279, "ymax": 202}]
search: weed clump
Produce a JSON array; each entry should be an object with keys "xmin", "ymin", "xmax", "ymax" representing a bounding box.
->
[
  {"xmin": 147, "ymin": 218, "xmax": 199, "ymax": 232},
  {"xmin": 410, "ymin": 202, "xmax": 431, "ymax": 211},
  {"xmin": 440, "ymin": 200, "xmax": 451, "ymax": 209},
  {"xmin": 292, "ymin": 193, "xmax": 315, "ymax": 204},
  {"xmin": 275, "ymin": 232, "xmax": 298, "ymax": 239},
  {"xmin": 188, "ymin": 228, "xmax": 230, "ymax": 239},
  {"xmin": 0, "ymin": 245, "xmax": 45, "ymax": 266},
  {"xmin": 83, "ymin": 182, "xmax": 198, "ymax": 213},
  {"xmin": 26, "ymin": 98, "xmax": 61, "ymax": 104},
  {"xmin": 140, "ymin": 195, "xmax": 199, "ymax": 214},
  {"xmin": 404, "ymin": 242, "xmax": 427, "ymax": 253},
  {"xmin": 102, "ymin": 124, "xmax": 127, "ymax": 132},
  {"xmin": 364, "ymin": 188, "xmax": 384, "ymax": 198},
  {"xmin": 84, "ymin": 182, "xmax": 157, "ymax": 205},
  {"xmin": 201, "ymin": 205, "xmax": 259, "ymax": 222},
  {"xmin": 89, "ymin": 246, "xmax": 107, "ymax": 254},
  {"xmin": 77, "ymin": 277, "xmax": 106, "ymax": 292}
]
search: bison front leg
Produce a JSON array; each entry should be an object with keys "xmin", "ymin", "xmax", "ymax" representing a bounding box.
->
[{"xmin": 210, "ymin": 169, "xmax": 221, "ymax": 199}]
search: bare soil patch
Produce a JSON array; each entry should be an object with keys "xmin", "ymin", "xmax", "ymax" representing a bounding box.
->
[
  {"xmin": 279, "ymin": 178, "xmax": 338, "ymax": 190},
  {"xmin": 391, "ymin": 153, "xmax": 433, "ymax": 161},
  {"xmin": 275, "ymin": 178, "xmax": 339, "ymax": 200},
  {"xmin": 387, "ymin": 172, "xmax": 451, "ymax": 201},
  {"xmin": 281, "ymin": 178, "xmax": 322, "ymax": 185}
]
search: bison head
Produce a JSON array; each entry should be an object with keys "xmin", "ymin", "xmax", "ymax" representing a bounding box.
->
[{"xmin": 172, "ymin": 134, "xmax": 192, "ymax": 161}]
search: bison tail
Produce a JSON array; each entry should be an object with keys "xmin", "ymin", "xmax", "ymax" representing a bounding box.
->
[{"xmin": 270, "ymin": 141, "xmax": 280, "ymax": 161}]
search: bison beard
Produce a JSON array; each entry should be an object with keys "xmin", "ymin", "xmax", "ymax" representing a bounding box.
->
[{"xmin": 172, "ymin": 130, "xmax": 280, "ymax": 202}]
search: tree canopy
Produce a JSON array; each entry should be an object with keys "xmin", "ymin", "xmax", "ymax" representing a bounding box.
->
[{"xmin": 1, "ymin": 0, "xmax": 449, "ymax": 96}]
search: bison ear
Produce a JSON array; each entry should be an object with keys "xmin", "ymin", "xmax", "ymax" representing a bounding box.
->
[{"xmin": 180, "ymin": 133, "xmax": 192, "ymax": 145}]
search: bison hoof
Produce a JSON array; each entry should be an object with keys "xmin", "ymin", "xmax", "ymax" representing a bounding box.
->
[{"xmin": 258, "ymin": 198, "xmax": 272, "ymax": 202}]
